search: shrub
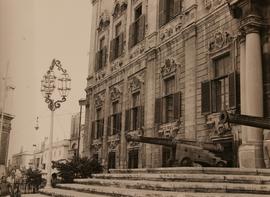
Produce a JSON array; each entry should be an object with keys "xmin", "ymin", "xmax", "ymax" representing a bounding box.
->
[{"xmin": 52, "ymin": 156, "xmax": 103, "ymax": 183}]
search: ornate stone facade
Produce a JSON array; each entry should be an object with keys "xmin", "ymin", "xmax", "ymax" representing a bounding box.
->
[{"xmin": 84, "ymin": 0, "xmax": 270, "ymax": 169}]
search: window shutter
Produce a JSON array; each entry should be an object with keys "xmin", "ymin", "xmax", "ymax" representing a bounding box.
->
[
  {"xmin": 159, "ymin": 0, "xmax": 166, "ymax": 27},
  {"xmin": 201, "ymin": 81, "xmax": 211, "ymax": 114},
  {"xmin": 102, "ymin": 47, "xmax": 107, "ymax": 67},
  {"xmin": 110, "ymin": 39, "xmax": 115, "ymax": 62},
  {"xmin": 92, "ymin": 121, "xmax": 96, "ymax": 139},
  {"xmin": 119, "ymin": 113, "xmax": 122, "ymax": 133},
  {"xmin": 213, "ymin": 80, "xmax": 222, "ymax": 112},
  {"xmin": 129, "ymin": 23, "xmax": 135, "ymax": 48},
  {"xmin": 229, "ymin": 72, "xmax": 240, "ymax": 109},
  {"xmin": 173, "ymin": 92, "xmax": 181, "ymax": 120},
  {"xmin": 173, "ymin": 0, "xmax": 182, "ymax": 17},
  {"xmin": 119, "ymin": 33, "xmax": 124, "ymax": 56},
  {"xmin": 155, "ymin": 98, "xmax": 162, "ymax": 124},
  {"xmin": 141, "ymin": 106, "xmax": 144, "ymax": 127},
  {"xmin": 101, "ymin": 118, "xmax": 104, "ymax": 137},
  {"xmin": 107, "ymin": 116, "xmax": 111, "ymax": 136},
  {"xmin": 95, "ymin": 52, "xmax": 100, "ymax": 71},
  {"xmin": 125, "ymin": 109, "xmax": 131, "ymax": 132},
  {"xmin": 138, "ymin": 15, "xmax": 145, "ymax": 43}
]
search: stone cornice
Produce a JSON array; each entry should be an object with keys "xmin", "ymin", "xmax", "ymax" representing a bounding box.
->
[{"xmin": 240, "ymin": 15, "xmax": 265, "ymax": 34}]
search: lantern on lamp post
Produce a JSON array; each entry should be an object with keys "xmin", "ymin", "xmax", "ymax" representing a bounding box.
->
[{"xmin": 40, "ymin": 59, "xmax": 71, "ymax": 188}]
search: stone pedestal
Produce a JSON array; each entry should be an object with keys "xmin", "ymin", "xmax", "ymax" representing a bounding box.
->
[{"xmin": 238, "ymin": 18, "xmax": 265, "ymax": 168}]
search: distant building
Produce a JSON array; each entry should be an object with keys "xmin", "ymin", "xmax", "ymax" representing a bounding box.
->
[
  {"xmin": 11, "ymin": 149, "xmax": 33, "ymax": 170},
  {"xmin": 0, "ymin": 65, "xmax": 15, "ymax": 176},
  {"xmin": 69, "ymin": 113, "xmax": 85, "ymax": 158},
  {"xmin": 33, "ymin": 139, "xmax": 70, "ymax": 176}
]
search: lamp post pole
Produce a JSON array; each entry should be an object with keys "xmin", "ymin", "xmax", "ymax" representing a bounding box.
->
[{"xmin": 41, "ymin": 59, "xmax": 71, "ymax": 188}]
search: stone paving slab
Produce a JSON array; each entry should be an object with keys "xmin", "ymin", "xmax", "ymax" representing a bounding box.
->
[
  {"xmin": 84, "ymin": 173, "xmax": 270, "ymax": 184},
  {"xmin": 51, "ymin": 184, "xmax": 270, "ymax": 197},
  {"xmin": 73, "ymin": 178, "xmax": 270, "ymax": 194},
  {"xmin": 110, "ymin": 167, "xmax": 270, "ymax": 176},
  {"xmin": 40, "ymin": 188, "xmax": 109, "ymax": 197}
]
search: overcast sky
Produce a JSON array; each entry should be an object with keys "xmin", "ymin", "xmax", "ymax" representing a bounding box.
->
[{"xmin": 0, "ymin": 0, "xmax": 92, "ymax": 159}]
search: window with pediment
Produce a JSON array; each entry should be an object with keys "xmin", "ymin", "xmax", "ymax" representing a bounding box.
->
[{"xmin": 201, "ymin": 53, "xmax": 240, "ymax": 114}]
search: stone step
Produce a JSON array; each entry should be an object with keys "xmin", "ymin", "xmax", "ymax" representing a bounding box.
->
[
  {"xmin": 109, "ymin": 167, "xmax": 270, "ymax": 176},
  {"xmin": 72, "ymin": 178, "xmax": 270, "ymax": 194},
  {"xmin": 40, "ymin": 188, "xmax": 109, "ymax": 197},
  {"xmin": 55, "ymin": 183, "xmax": 270, "ymax": 197},
  {"xmin": 86, "ymin": 173, "xmax": 270, "ymax": 184}
]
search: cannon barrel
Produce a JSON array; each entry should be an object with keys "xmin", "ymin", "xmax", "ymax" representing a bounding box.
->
[
  {"xmin": 125, "ymin": 135, "xmax": 224, "ymax": 152},
  {"xmin": 220, "ymin": 112, "xmax": 270, "ymax": 130}
]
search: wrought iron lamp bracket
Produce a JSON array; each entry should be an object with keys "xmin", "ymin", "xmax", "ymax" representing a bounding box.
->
[{"xmin": 45, "ymin": 96, "xmax": 67, "ymax": 111}]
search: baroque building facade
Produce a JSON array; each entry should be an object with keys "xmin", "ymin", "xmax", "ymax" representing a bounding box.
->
[{"xmin": 83, "ymin": 0, "xmax": 270, "ymax": 169}]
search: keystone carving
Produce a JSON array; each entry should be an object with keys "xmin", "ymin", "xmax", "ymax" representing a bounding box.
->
[
  {"xmin": 112, "ymin": 0, "xmax": 128, "ymax": 18},
  {"xmin": 129, "ymin": 73, "xmax": 144, "ymax": 93},
  {"xmin": 161, "ymin": 59, "xmax": 178, "ymax": 78},
  {"xmin": 110, "ymin": 86, "xmax": 122, "ymax": 101},
  {"xmin": 95, "ymin": 93, "xmax": 105, "ymax": 108},
  {"xmin": 208, "ymin": 31, "xmax": 233, "ymax": 52},
  {"xmin": 97, "ymin": 10, "xmax": 110, "ymax": 32}
]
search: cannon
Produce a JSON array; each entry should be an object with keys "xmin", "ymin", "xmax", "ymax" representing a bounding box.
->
[
  {"xmin": 126, "ymin": 135, "xmax": 227, "ymax": 167},
  {"xmin": 219, "ymin": 111, "xmax": 270, "ymax": 130}
]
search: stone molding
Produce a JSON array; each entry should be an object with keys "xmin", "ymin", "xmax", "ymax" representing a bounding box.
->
[
  {"xmin": 129, "ymin": 72, "xmax": 144, "ymax": 93},
  {"xmin": 129, "ymin": 41, "xmax": 145, "ymax": 60},
  {"xmin": 108, "ymin": 134, "xmax": 120, "ymax": 151},
  {"xmin": 160, "ymin": 59, "xmax": 178, "ymax": 78},
  {"xmin": 127, "ymin": 130, "xmax": 142, "ymax": 149},
  {"xmin": 159, "ymin": 16, "xmax": 183, "ymax": 42},
  {"xmin": 112, "ymin": 0, "xmax": 128, "ymax": 19},
  {"xmin": 95, "ymin": 70, "xmax": 106, "ymax": 81},
  {"xmin": 206, "ymin": 113, "xmax": 232, "ymax": 138},
  {"xmin": 240, "ymin": 15, "xmax": 265, "ymax": 34},
  {"xmin": 110, "ymin": 86, "xmax": 122, "ymax": 101},
  {"xmin": 158, "ymin": 121, "xmax": 179, "ymax": 138},
  {"xmin": 95, "ymin": 92, "xmax": 105, "ymax": 108},
  {"xmin": 92, "ymin": 139, "xmax": 102, "ymax": 152},
  {"xmin": 203, "ymin": 0, "xmax": 224, "ymax": 10},
  {"xmin": 97, "ymin": 10, "xmax": 110, "ymax": 32},
  {"xmin": 208, "ymin": 30, "xmax": 233, "ymax": 53}
]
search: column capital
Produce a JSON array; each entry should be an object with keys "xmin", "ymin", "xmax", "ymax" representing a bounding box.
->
[{"xmin": 240, "ymin": 15, "xmax": 265, "ymax": 34}]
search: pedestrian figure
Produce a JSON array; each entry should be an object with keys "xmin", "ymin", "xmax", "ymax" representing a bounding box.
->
[
  {"xmin": 7, "ymin": 169, "xmax": 22, "ymax": 197},
  {"xmin": 0, "ymin": 176, "xmax": 9, "ymax": 196}
]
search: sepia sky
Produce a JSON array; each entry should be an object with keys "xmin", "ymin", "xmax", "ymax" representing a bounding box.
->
[{"xmin": 0, "ymin": 0, "xmax": 92, "ymax": 159}]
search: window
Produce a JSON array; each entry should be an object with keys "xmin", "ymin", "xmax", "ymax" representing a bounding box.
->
[
  {"xmin": 128, "ymin": 149, "xmax": 139, "ymax": 169},
  {"xmin": 95, "ymin": 37, "xmax": 107, "ymax": 71},
  {"xmin": 155, "ymin": 77, "xmax": 181, "ymax": 124},
  {"xmin": 110, "ymin": 23, "xmax": 124, "ymax": 61},
  {"xmin": 201, "ymin": 54, "xmax": 240, "ymax": 114},
  {"xmin": 159, "ymin": 0, "xmax": 182, "ymax": 27},
  {"xmin": 108, "ymin": 101, "xmax": 122, "ymax": 136},
  {"xmin": 92, "ymin": 108, "xmax": 104, "ymax": 139},
  {"xmin": 125, "ymin": 92, "xmax": 144, "ymax": 131},
  {"xmin": 129, "ymin": 4, "xmax": 145, "ymax": 48},
  {"xmin": 108, "ymin": 152, "xmax": 116, "ymax": 169}
]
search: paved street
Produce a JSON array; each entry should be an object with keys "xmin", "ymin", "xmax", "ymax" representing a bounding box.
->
[{"xmin": 22, "ymin": 194, "xmax": 47, "ymax": 197}]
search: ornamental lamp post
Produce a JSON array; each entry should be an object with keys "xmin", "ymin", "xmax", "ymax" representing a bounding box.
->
[{"xmin": 41, "ymin": 59, "xmax": 71, "ymax": 188}]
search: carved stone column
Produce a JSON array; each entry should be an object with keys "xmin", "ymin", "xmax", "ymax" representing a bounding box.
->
[
  {"xmin": 238, "ymin": 15, "xmax": 265, "ymax": 168},
  {"xmin": 239, "ymin": 34, "xmax": 247, "ymax": 143}
]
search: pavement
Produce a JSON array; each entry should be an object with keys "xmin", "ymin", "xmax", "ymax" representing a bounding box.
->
[{"xmin": 22, "ymin": 194, "xmax": 48, "ymax": 197}]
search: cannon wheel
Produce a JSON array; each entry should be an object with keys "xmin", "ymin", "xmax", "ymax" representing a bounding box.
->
[
  {"xmin": 216, "ymin": 161, "xmax": 226, "ymax": 167},
  {"xmin": 180, "ymin": 157, "xmax": 193, "ymax": 167}
]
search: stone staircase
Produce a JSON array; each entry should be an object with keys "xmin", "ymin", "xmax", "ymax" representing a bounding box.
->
[{"xmin": 40, "ymin": 167, "xmax": 270, "ymax": 197}]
